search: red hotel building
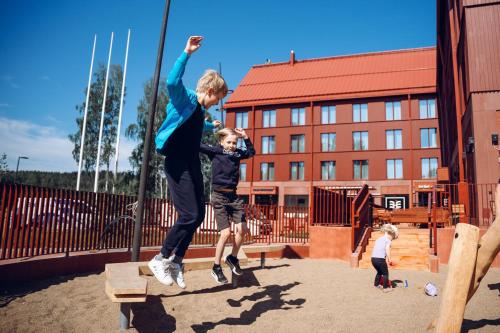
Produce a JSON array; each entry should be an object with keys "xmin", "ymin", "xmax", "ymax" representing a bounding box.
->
[
  {"xmin": 437, "ymin": 0, "xmax": 500, "ymax": 186},
  {"xmin": 224, "ymin": 47, "xmax": 441, "ymax": 209}
]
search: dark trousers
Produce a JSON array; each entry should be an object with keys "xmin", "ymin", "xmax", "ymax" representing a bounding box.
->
[
  {"xmin": 371, "ymin": 257, "xmax": 390, "ymax": 288},
  {"xmin": 160, "ymin": 158, "xmax": 205, "ymax": 258}
]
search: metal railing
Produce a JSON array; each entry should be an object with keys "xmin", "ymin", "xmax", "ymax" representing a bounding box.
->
[{"xmin": 311, "ymin": 186, "xmax": 355, "ymax": 226}]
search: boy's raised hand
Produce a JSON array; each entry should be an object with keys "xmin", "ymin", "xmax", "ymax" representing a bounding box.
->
[
  {"xmin": 212, "ymin": 120, "xmax": 221, "ymax": 128},
  {"xmin": 234, "ymin": 128, "xmax": 248, "ymax": 139},
  {"xmin": 184, "ymin": 36, "xmax": 203, "ymax": 54}
]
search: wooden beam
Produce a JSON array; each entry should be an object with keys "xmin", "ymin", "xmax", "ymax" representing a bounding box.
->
[
  {"xmin": 435, "ymin": 223, "xmax": 479, "ymax": 333},
  {"xmin": 467, "ymin": 184, "xmax": 500, "ymax": 302}
]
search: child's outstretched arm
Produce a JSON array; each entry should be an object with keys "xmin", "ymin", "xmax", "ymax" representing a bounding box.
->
[
  {"xmin": 203, "ymin": 119, "xmax": 221, "ymax": 132},
  {"xmin": 167, "ymin": 36, "xmax": 203, "ymax": 107},
  {"xmin": 235, "ymin": 128, "xmax": 255, "ymax": 159},
  {"xmin": 199, "ymin": 142, "xmax": 223, "ymax": 158}
]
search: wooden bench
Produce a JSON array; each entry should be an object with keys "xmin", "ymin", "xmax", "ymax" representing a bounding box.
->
[
  {"xmin": 242, "ymin": 244, "xmax": 286, "ymax": 268},
  {"xmin": 105, "ymin": 247, "xmax": 248, "ymax": 330},
  {"xmin": 105, "ymin": 263, "xmax": 148, "ymax": 330},
  {"xmin": 385, "ymin": 207, "xmax": 451, "ymax": 227}
]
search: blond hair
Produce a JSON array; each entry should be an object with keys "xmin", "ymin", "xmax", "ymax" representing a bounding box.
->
[
  {"xmin": 381, "ymin": 224, "xmax": 399, "ymax": 239},
  {"xmin": 196, "ymin": 69, "xmax": 228, "ymax": 96},
  {"xmin": 215, "ymin": 128, "xmax": 237, "ymax": 143}
]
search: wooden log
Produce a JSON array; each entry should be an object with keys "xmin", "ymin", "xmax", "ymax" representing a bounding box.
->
[
  {"xmin": 435, "ymin": 223, "xmax": 480, "ymax": 333},
  {"xmin": 241, "ymin": 244, "xmax": 286, "ymax": 254},
  {"xmin": 467, "ymin": 184, "xmax": 500, "ymax": 302}
]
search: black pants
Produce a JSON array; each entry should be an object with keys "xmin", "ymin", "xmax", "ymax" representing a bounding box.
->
[
  {"xmin": 371, "ymin": 257, "xmax": 390, "ymax": 288},
  {"xmin": 160, "ymin": 158, "xmax": 205, "ymax": 258}
]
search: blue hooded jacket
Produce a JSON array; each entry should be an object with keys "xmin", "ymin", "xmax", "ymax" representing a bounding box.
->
[{"xmin": 155, "ymin": 51, "xmax": 214, "ymax": 155}]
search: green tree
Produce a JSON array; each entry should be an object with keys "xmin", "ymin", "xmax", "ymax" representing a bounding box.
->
[
  {"xmin": 200, "ymin": 113, "xmax": 218, "ymax": 198},
  {"xmin": 69, "ymin": 64, "xmax": 124, "ymax": 192},
  {"xmin": 0, "ymin": 153, "xmax": 9, "ymax": 182},
  {"xmin": 126, "ymin": 78, "xmax": 168, "ymax": 197}
]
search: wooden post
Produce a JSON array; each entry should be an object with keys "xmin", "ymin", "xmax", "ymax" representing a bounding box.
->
[
  {"xmin": 119, "ymin": 303, "xmax": 131, "ymax": 330},
  {"xmin": 435, "ymin": 223, "xmax": 479, "ymax": 333},
  {"xmin": 467, "ymin": 184, "xmax": 500, "ymax": 302}
]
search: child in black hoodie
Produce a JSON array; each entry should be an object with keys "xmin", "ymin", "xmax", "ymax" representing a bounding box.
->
[{"xmin": 200, "ymin": 127, "xmax": 255, "ymax": 284}]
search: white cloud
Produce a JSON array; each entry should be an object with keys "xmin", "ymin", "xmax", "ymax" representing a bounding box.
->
[
  {"xmin": 0, "ymin": 75, "xmax": 20, "ymax": 89},
  {"xmin": 0, "ymin": 103, "xmax": 12, "ymax": 108},
  {"xmin": 0, "ymin": 116, "xmax": 133, "ymax": 172}
]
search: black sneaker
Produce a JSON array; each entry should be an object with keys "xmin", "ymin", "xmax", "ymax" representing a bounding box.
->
[
  {"xmin": 225, "ymin": 255, "xmax": 243, "ymax": 276},
  {"xmin": 211, "ymin": 265, "xmax": 228, "ymax": 284}
]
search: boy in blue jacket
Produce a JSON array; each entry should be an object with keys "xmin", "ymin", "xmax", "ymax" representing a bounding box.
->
[
  {"xmin": 149, "ymin": 36, "xmax": 226, "ymax": 289},
  {"xmin": 200, "ymin": 128, "xmax": 255, "ymax": 284}
]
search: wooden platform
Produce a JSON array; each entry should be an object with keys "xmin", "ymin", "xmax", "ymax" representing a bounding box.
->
[{"xmin": 358, "ymin": 229, "xmax": 430, "ymax": 271}]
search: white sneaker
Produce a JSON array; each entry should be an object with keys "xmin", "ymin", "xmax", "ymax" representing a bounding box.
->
[
  {"xmin": 170, "ymin": 260, "xmax": 186, "ymax": 289},
  {"xmin": 148, "ymin": 255, "xmax": 173, "ymax": 286}
]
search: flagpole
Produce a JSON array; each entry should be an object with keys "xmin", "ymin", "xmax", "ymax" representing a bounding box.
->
[
  {"xmin": 113, "ymin": 29, "xmax": 131, "ymax": 194},
  {"xmin": 76, "ymin": 34, "xmax": 96, "ymax": 191},
  {"xmin": 94, "ymin": 32, "xmax": 114, "ymax": 193}
]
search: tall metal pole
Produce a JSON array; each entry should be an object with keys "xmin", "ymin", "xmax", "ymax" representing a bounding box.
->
[
  {"xmin": 218, "ymin": 62, "xmax": 223, "ymax": 124},
  {"xmin": 131, "ymin": 0, "xmax": 171, "ymax": 262},
  {"xmin": 77, "ymin": 34, "xmax": 97, "ymax": 191},
  {"xmin": 15, "ymin": 156, "xmax": 28, "ymax": 183},
  {"xmin": 94, "ymin": 32, "xmax": 114, "ymax": 193},
  {"xmin": 113, "ymin": 29, "xmax": 131, "ymax": 194}
]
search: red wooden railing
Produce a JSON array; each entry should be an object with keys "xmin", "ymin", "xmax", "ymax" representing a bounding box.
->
[
  {"xmin": 350, "ymin": 184, "xmax": 371, "ymax": 252},
  {"xmin": 0, "ymin": 183, "xmax": 309, "ymax": 260}
]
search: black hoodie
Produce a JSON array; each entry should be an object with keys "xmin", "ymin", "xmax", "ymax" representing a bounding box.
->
[{"xmin": 199, "ymin": 138, "xmax": 255, "ymax": 191}]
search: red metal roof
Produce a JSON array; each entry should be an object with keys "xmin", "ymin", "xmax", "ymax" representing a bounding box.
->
[{"xmin": 225, "ymin": 47, "xmax": 436, "ymax": 108}]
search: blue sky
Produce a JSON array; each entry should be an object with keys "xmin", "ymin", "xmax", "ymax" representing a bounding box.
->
[{"xmin": 0, "ymin": 0, "xmax": 436, "ymax": 172}]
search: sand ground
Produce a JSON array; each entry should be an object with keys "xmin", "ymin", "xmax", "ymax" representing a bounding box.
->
[{"xmin": 1, "ymin": 258, "xmax": 499, "ymax": 333}]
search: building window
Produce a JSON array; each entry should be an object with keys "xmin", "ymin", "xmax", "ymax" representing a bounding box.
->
[
  {"xmin": 239, "ymin": 163, "xmax": 247, "ymax": 182},
  {"xmin": 235, "ymin": 112, "xmax": 248, "ymax": 128},
  {"xmin": 290, "ymin": 162, "xmax": 305, "ymax": 180},
  {"xmin": 386, "ymin": 101, "xmax": 401, "ymax": 121},
  {"xmin": 321, "ymin": 133, "xmax": 336, "ymax": 152},
  {"xmin": 419, "ymin": 99, "xmax": 436, "ymax": 119},
  {"xmin": 261, "ymin": 136, "xmax": 275, "ymax": 154},
  {"xmin": 321, "ymin": 105, "xmax": 336, "ymax": 124},
  {"xmin": 262, "ymin": 110, "xmax": 276, "ymax": 128},
  {"xmin": 386, "ymin": 129, "xmax": 403, "ymax": 149},
  {"xmin": 353, "ymin": 131, "xmax": 369, "ymax": 150},
  {"xmin": 353, "ymin": 103, "xmax": 368, "ymax": 122},
  {"xmin": 321, "ymin": 161, "xmax": 336, "ymax": 180},
  {"xmin": 290, "ymin": 134, "xmax": 305, "ymax": 153},
  {"xmin": 421, "ymin": 158, "xmax": 438, "ymax": 179},
  {"xmin": 354, "ymin": 160, "xmax": 369, "ymax": 180},
  {"xmin": 285, "ymin": 195, "xmax": 309, "ymax": 207},
  {"xmin": 387, "ymin": 159, "xmax": 403, "ymax": 179},
  {"xmin": 291, "ymin": 107, "xmax": 306, "ymax": 126},
  {"xmin": 420, "ymin": 128, "xmax": 437, "ymax": 148},
  {"xmin": 261, "ymin": 162, "xmax": 275, "ymax": 181},
  {"xmin": 237, "ymin": 138, "xmax": 246, "ymax": 149}
]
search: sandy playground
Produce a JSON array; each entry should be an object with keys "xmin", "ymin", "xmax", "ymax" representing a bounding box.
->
[{"xmin": 1, "ymin": 258, "xmax": 499, "ymax": 333}]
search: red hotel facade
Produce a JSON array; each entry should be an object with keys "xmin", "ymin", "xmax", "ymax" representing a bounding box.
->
[{"xmin": 225, "ymin": 47, "xmax": 442, "ymax": 209}]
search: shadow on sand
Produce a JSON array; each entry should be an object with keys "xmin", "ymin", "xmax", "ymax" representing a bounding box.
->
[{"xmin": 191, "ymin": 281, "xmax": 305, "ymax": 333}]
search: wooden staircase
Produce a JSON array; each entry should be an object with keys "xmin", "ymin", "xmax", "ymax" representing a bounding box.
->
[{"xmin": 358, "ymin": 228, "xmax": 430, "ymax": 271}]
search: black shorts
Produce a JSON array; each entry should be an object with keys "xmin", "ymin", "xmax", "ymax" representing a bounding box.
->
[{"xmin": 211, "ymin": 191, "xmax": 245, "ymax": 231}]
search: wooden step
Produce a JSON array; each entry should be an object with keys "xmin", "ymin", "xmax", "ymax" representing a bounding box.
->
[
  {"xmin": 359, "ymin": 228, "xmax": 432, "ymax": 271},
  {"xmin": 363, "ymin": 248, "xmax": 429, "ymax": 256},
  {"xmin": 371, "ymin": 231, "xmax": 430, "ymax": 237},
  {"xmin": 359, "ymin": 261, "xmax": 428, "ymax": 270}
]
